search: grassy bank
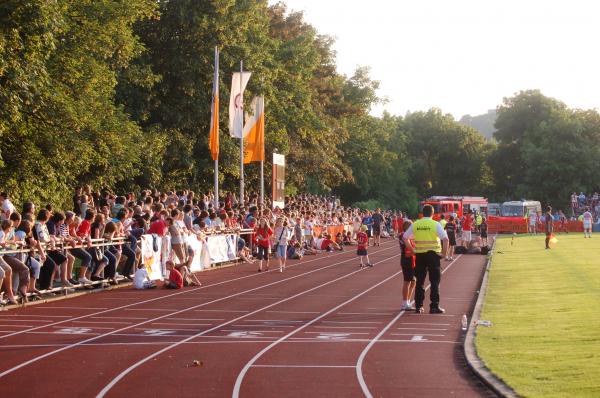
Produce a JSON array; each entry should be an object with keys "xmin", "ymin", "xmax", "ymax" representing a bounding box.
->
[{"xmin": 477, "ymin": 233, "xmax": 600, "ymax": 397}]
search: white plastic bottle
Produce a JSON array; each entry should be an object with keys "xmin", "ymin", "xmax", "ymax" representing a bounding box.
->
[{"xmin": 461, "ymin": 314, "xmax": 468, "ymax": 331}]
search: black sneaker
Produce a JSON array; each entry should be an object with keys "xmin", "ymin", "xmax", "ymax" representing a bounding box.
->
[
  {"xmin": 415, "ymin": 307, "xmax": 424, "ymax": 314},
  {"xmin": 367, "ymin": 263, "xmax": 374, "ymax": 267},
  {"xmin": 429, "ymin": 307, "xmax": 446, "ymax": 314}
]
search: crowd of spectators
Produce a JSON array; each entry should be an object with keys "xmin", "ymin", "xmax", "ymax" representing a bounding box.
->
[
  {"xmin": 570, "ymin": 192, "xmax": 600, "ymax": 219},
  {"xmin": 0, "ymin": 188, "xmax": 402, "ymax": 305}
]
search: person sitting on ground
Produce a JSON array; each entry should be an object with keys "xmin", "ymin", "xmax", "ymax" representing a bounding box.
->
[
  {"xmin": 133, "ymin": 263, "xmax": 156, "ymax": 289},
  {"xmin": 163, "ymin": 261, "xmax": 183, "ymax": 289},
  {"xmin": 237, "ymin": 237, "xmax": 254, "ymax": 264},
  {"xmin": 301, "ymin": 240, "xmax": 318, "ymax": 255},
  {"xmin": 313, "ymin": 233, "xmax": 343, "ymax": 252},
  {"xmin": 343, "ymin": 231, "xmax": 356, "ymax": 245},
  {"xmin": 287, "ymin": 241, "xmax": 304, "ymax": 260}
]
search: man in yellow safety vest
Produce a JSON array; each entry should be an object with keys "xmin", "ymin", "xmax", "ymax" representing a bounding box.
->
[{"xmin": 403, "ymin": 204, "xmax": 449, "ymax": 314}]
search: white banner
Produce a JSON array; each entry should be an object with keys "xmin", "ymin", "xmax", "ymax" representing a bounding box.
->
[
  {"xmin": 140, "ymin": 234, "xmax": 164, "ymax": 280},
  {"xmin": 229, "ymin": 72, "xmax": 252, "ymax": 138},
  {"xmin": 141, "ymin": 233, "xmax": 240, "ymax": 278}
]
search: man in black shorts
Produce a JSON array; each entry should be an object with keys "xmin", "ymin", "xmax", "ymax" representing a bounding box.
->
[
  {"xmin": 372, "ymin": 208, "xmax": 384, "ymax": 246},
  {"xmin": 399, "ymin": 220, "xmax": 416, "ymax": 310}
]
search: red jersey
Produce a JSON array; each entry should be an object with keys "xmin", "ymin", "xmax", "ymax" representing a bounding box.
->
[
  {"xmin": 463, "ymin": 214, "xmax": 472, "ymax": 231},
  {"xmin": 168, "ymin": 268, "xmax": 183, "ymax": 289},
  {"xmin": 255, "ymin": 226, "xmax": 273, "ymax": 248},
  {"xmin": 77, "ymin": 220, "xmax": 91, "ymax": 238},
  {"xmin": 320, "ymin": 238, "xmax": 334, "ymax": 250},
  {"xmin": 356, "ymin": 232, "xmax": 368, "ymax": 250},
  {"xmin": 148, "ymin": 219, "xmax": 168, "ymax": 236}
]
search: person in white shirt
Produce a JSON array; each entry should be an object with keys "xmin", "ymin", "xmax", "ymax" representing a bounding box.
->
[
  {"xmin": 0, "ymin": 192, "xmax": 15, "ymax": 221},
  {"xmin": 528, "ymin": 211, "xmax": 538, "ymax": 235},
  {"xmin": 582, "ymin": 208, "xmax": 593, "ymax": 238},
  {"xmin": 133, "ymin": 264, "xmax": 156, "ymax": 289}
]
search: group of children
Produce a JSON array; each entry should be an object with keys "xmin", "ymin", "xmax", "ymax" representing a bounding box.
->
[{"xmin": 133, "ymin": 260, "xmax": 201, "ymax": 290}]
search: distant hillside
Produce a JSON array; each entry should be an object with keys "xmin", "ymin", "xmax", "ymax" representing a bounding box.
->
[{"xmin": 459, "ymin": 109, "xmax": 497, "ymax": 140}]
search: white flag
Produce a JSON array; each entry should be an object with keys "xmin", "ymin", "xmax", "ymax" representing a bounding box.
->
[{"xmin": 228, "ymin": 72, "xmax": 252, "ymax": 138}]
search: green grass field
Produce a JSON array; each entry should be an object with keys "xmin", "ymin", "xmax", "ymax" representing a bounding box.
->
[{"xmin": 477, "ymin": 233, "xmax": 600, "ymax": 398}]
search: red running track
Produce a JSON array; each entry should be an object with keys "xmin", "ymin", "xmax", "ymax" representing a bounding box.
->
[{"xmin": 0, "ymin": 240, "xmax": 497, "ymax": 397}]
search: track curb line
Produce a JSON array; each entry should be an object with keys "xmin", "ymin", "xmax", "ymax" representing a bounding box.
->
[{"xmin": 463, "ymin": 237, "xmax": 521, "ymax": 398}]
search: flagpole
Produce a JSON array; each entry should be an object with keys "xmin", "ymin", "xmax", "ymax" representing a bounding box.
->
[
  {"xmin": 214, "ymin": 46, "xmax": 219, "ymax": 209},
  {"xmin": 239, "ymin": 60, "xmax": 244, "ymax": 207},
  {"xmin": 260, "ymin": 160, "xmax": 264, "ymax": 206}
]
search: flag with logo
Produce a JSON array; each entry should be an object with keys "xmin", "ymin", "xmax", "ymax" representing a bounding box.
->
[
  {"xmin": 209, "ymin": 47, "xmax": 219, "ymax": 161},
  {"xmin": 243, "ymin": 96, "xmax": 265, "ymax": 164},
  {"xmin": 228, "ymin": 71, "xmax": 252, "ymax": 138}
]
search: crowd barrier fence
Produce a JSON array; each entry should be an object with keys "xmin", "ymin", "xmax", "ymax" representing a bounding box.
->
[{"xmin": 0, "ymin": 229, "xmax": 253, "ymax": 300}]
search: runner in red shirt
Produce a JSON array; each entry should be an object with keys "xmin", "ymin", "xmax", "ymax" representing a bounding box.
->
[
  {"xmin": 356, "ymin": 225, "xmax": 373, "ymax": 268},
  {"xmin": 254, "ymin": 218, "xmax": 273, "ymax": 272},
  {"xmin": 461, "ymin": 210, "xmax": 473, "ymax": 246},
  {"xmin": 164, "ymin": 262, "xmax": 183, "ymax": 289}
]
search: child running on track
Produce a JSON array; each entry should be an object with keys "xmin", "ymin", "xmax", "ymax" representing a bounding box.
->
[
  {"xmin": 255, "ymin": 217, "xmax": 273, "ymax": 272},
  {"xmin": 399, "ymin": 220, "xmax": 416, "ymax": 310},
  {"xmin": 356, "ymin": 225, "xmax": 373, "ymax": 268}
]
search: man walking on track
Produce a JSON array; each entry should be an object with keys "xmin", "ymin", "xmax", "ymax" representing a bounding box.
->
[{"xmin": 403, "ymin": 204, "xmax": 449, "ymax": 314}]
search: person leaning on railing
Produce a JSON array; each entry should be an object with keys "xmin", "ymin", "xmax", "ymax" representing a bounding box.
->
[
  {"xmin": 63, "ymin": 211, "xmax": 93, "ymax": 285},
  {"xmin": 0, "ymin": 217, "xmax": 28, "ymax": 304},
  {"xmin": 14, "ymin": 219, "xmax": 42, "ymax": 297},
  {"xmin": 33, "ymin": 209, "xmax": 65, "ymax": 291},
  {"xmin": 113, "ymin": 209, "xmax": 138, "ymax": 279},
  {"xmin": 47, "ymin": 211, "xmax": 76, "ymax": 288}
]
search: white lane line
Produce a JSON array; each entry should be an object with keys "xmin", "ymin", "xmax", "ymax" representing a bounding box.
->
[
  {"xmin": 52, "ymin": 326, "xmax": 116, "ymax": 330},
  {"xmin": 0, "ymin": 242, "xmax": 367, "ymax": 340},
  {"xmin": 96, "ymin": 252, "xmax": 399, "ymax": 398},
  {"xmin": 150, "ymin": 323, "xmax": 213, "ymax": 327},
  {"xmin": 124, "ymin": 308, "xmax": 180, "ymax": 312},
  {"xmin": 0, "ymin": 319, "xmax": 52, "ymax": 323},
  {"xmin": 166, "ymin": 318, "xmax": 225, "ymax": 321},
  {"xmin": 220, "ymin": 330, "xmax": 284, "ymax": 334},
  {"xmin": 337, "ymin": 312, "xmax": 393, "ymax": 316},
  {"xmin": 355, "ymin": 255, "xmax": 463, "ymax": 398},
  {"xmin": 396, "ymin": 327, "xmax": 448, "ymax": 331},
  {"xmin": 90, "ymin": 317, "xmax": 147, "ymax": 320},
  {"xmin": 0, "ymin": 324, "xmax": 37, "ymax": 328},
  {"xmin": 0, "ymin": 315, "xmax": 71, "ymax": 318},
  {"xmin": 0, "ymin": 338, "xmax": 463, "ymax": 350},
  {"xmin": 391, "ymin": 333, "xmax": 445, "ymax": 337},
  {"xmin": 266, "ymin": 311, "xmax": 320, "ymax": 314},
  {"xmin": 72, "ymin": 321, "xmax": 132, "ymax": 325},
  {"xmin": 313, "ymin": 326, "xmax": 377, "ymax": 329},
  {"xmin": 252, "ymin": 364, "xmax": 355, "ymax": 369},
  {"xmin": 1, "ymin": 246, "xmax": 395, "ymax": 380},
  {"xmin": 193, "ymin": 309, "xmax": 250, "ymax": 313},
  {"xmin": 242, "ymin": 319, "xmax": 304, "ymax": 323},
  {"xmin": 400, "ymin": 322, "xmax": 450, "ymax": 326},
  {"xmin": 304, "ymin": 332, "xmax": 371, "ymax": 335},
  {"xmin": 40, "ymin": 307, "xmax": 108, "ymax": 310},
  {"xmin": 322, "ymin": 321, "xmax": 382, "ymax": 324},
  {"xmin": 231, "ymin": 325, "xmax": 295, "ymax": 328},
  {"xmin": 232, "ymin": 265, "xmax": 403, "ymax": 398}
]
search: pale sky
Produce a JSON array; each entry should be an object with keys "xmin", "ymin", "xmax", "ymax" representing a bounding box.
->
[{"xmin": 273, "ymin": 0, "xmax": 600, "ymax": 119}]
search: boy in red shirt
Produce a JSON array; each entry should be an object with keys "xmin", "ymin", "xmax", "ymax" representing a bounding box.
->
[
  {"xmin": 164, "ymin": 261, "xmax": 183, "ymax": 289},
  {"xmin": 356, "ymin": 225, "xmax": 373, "ymax": 268}
]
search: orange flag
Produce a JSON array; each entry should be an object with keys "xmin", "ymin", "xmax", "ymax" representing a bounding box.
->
[
  {"xmin": 243, "ymin": 96, "xmax": 264, "ymax": 164},
  {"xmin": 209, "ymin": 47, "xmax": 219, "ymax": 161}
]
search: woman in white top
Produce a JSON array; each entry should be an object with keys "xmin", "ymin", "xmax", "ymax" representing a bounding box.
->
[
  {"xmin": 273, "ymin": 217, "xmax": 291, "ymax": 273},
  {"xmin": 168, "ymin": 210, "xmax": 187, "ymax": 266}
]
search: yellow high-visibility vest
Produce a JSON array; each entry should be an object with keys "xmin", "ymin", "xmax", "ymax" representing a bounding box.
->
[
  {"xmin": 413, "ymin": 217, "xmax": 442, "ymax": 253},
  {"xmin": 476, "ymin": 215, "xmax": 483, "ymax": 225},
  {"xmin": 440, "ymin": 219, "xmax": 447, "ymax": 229}
]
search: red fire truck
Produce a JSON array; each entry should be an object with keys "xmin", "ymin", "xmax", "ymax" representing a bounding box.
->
[{"xmin": 419, "ymin": 196, "xmax": 488, "ymax": 220}]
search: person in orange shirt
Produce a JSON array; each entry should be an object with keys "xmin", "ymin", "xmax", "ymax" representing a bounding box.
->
[{"xmin": 398, "ymin": 220, "xmax": 416, "ymax": 310}]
